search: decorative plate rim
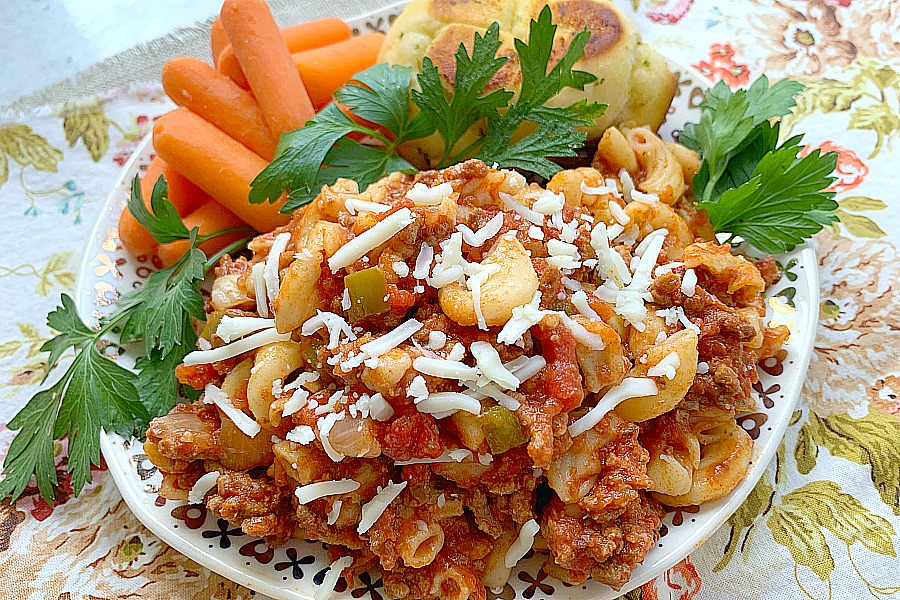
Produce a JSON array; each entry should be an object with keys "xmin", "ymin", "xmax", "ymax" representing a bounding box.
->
[{"xmin": 74, "ymin": 4, "xmax": 820, "ymax": 597}]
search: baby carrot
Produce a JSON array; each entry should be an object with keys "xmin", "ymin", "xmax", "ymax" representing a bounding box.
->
[
  {"xmin": 293, "ymin": 32, "xmax": 386, "ymax": 108},
  {"xmin": 162, "ymin": 56, "xmax": 278, "ymax": 160},
  {"xmin": 119, "ymin": 157, "xmax": 214, "ymax": 260},
  {"xmin": 157, "ymin": 199, "xmax": 249, "ymax": 268},
  {"xmin": 210, "ymin": 17, "xmax": 229, "ymax": 68},
  {"xmin": 152, "ymin": 108, "xmax": 289, "ymax": 231},
  {"xmin": 220, "ymin": 0, "xmax": 315, "ymax": 137},
  {"xmin": 217, "ymin": 17, "xmax": 351, "ymax": 89}
]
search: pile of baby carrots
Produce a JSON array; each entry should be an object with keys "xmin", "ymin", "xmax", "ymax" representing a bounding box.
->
[{"xmin": 119, "ymin": 0, "xmax": 385, "ymax": 267}]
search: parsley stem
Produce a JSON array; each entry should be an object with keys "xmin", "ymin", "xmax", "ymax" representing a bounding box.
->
[
  {"xmin": 203, "ymin": 235, "xmax": 255, "ymax": 272},
  {"xmin": 196, "ymin": 226, "xmax": 256, "ymax": 244}
]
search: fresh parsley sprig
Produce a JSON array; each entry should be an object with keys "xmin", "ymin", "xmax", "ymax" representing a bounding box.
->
[
  {"xmin": 251, "ymin": 6, "xmax": 606, "ymax": 212},
  {"xmin": 0, "ymin": 176, "xmax": 254, "ymax": 504},
  {"xmin": 680, "ymin": 76, "xmax": 839, "ymax": 253}
]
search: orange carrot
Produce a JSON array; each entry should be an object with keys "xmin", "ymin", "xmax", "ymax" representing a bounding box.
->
[
  {"xmin": 119, "ymin": 157, "xmax": 214, "ymax": 260},
  {"xmin": 162, "ymin": 56, "xmax": 278, "ymax": 160},
  {"xmin": 153, "ymin": 108, "xmax": 288, "ymax": 232},
  {"xmin": 220, "ymin": 0, "xmax": 315, "ymax": 137},
  {"xmin": 210, "ymin": 17, "xmax": 229, "ymax": 68},
  {"xmin": 217, "ymin": 17, "xmax": 351, "ymax": 89},
  {"xmin": 157, "ymin": 200, "xmax": 249, "ymax": 268},
  {"xmin": 293, "ymin": 33, "xmax": 385, "ymax": 108}
]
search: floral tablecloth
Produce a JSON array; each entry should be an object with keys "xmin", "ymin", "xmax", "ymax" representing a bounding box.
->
[{"xmin": 1, "ymin": 1, "xmax": 898, "ymax": 598}]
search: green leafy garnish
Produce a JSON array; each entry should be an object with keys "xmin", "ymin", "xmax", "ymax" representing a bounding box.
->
[
  {"xmin": 681, "ymin": 76, "xmax": 839, "ymax": 252},
  {"xmin": 0, "ymin": 177, "xmax": 253, "ymax": 505},
  {"xmin": 251, "ymin": 6, "xmax": 606, "ymax": 212}
]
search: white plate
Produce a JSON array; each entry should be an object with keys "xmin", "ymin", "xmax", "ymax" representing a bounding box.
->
[{"xmin": 77, "ymin": 3, "xmax": 819, "ymax": 598}]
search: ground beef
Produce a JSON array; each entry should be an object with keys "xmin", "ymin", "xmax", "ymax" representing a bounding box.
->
[{"xmin": 206, "ymin": 471, "xmax": 294, "ymax": 546}]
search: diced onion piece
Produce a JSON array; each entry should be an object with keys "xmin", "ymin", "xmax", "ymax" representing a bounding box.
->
[
  {"xmin": 314, "ymin": 555, "xmax": 354, "ymax": 600},
  {"xmin": 215, "ymin": 315, "xmax": 276, "ymax": 343},
  {"xmin": 504, "ymin": 519, "xmax": 540, "ymax": 568},
  {"xmin": 407, "ymin": 375, "xmax": 430, "ymax": 402},
  {"xmin": 568, "ymin": 378, "xmax": 658, "ymax": 437},
  {"xmin": 416, "ymin": 392, "xmax": 482, "ymax": 418},
  {"xmin": 499, "ymin": 192, "xmax": 543, "ymax": 226},
  {"xmin": 406, "ymin": 181, "xmax": 453, "ymax": 205},
  {"xmin": 471, "ymin": 341, "xmax": 519, "ymax": 390},
  {"xmin": 251, "ymin": 262, "xmax": 269, "ymax": 318},
  {"xmin": 328, "ymin": 208, "xmax": 414, "ymax": 272},
  {"xmin": 357, "ymin": 481, "xmax": 408, "ymax": 534},
  {"xmin": 188, "ymin": 470, "xmax": 220, "ymax": 504},
  {"xmin": 265, "ymin": 232, "xmax": 291, "ymax": 303},
  {"xmin": 184, "ymin": 328, "xmax": 290, "ymax": 366},
  {"xmin": 204, "ymin": 384, "xmax": 261, "ymax": 438},
  {"xmin": 294, "ymin": 479, "xmax": 361, "ymax": 504}
]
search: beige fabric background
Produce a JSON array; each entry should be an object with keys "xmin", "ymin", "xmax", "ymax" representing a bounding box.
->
[{"xmin": 3, "ymin": 0, "xmax": 391, "ymax": 113}]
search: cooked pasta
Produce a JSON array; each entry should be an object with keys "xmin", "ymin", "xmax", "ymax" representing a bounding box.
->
[{"xmin": 146, "ymin": 126, "xmax": 788, "ymax": 599}]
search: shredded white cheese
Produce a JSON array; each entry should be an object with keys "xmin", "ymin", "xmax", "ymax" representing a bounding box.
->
[
  {"xmin": 407, "ymin": 375, "xmax": 430, "ymax": 403},
  {"xmin": 568, "ymin": 378, "xmax": 659, "ymax": 437},
  {"xmin": 619, "ymin": 169, "xmax": 635, "ymax": 201},
  {"xmin": 471, "ymin": 341, "xmax": 520, "ymax": 390},
  {"xmin": 697, "ymin": 361, "xmax": 710, "ymax": 374},
  {"xmin": 527, "ymin": 225, "xmax": 545, "ymax": 241},
  {"xmin": 504, "ymin": 355, "xmax": 546, "ymax": 382},
  {"xmin": 580, "ymin": 180, "xmax": 620, "ymax": 197},
  {"xmin": 317, "ymin": 412, "xmax": 346, "ymax": 462},
  {"xmin": 647, "ymin": 351, "xmax": 681, "ymax": 380},
  {"xmin": 499, "ymin": 192, "xmax": 543, "ymax": 226},
  {"xmin": 314, "ymin": 555, "xmax": 354, "ymax": 600},
  {"xmin": 341, "ymin": 288, "xmax": 351, "ymax": 311},
  {"xmin": 497, "ymin": 292, "xmax": 546, "ymax": 346},
  {"xmin": 184, "ymin": 327, "xmax": 291, "ymax": 367},
  {"xmin": 426, "ymin": 331, "xmax": 447, "ymax": 350},
  {"xmin": 631, "ymin": 190, "xmax": 660, "ymax": 204},
  {"xmin": 406, "ymin": 181, "xmax": 453, "ymax": 205},
  {"xmin": 413, "ymin": 356, "xmax": 478, "ymax": 381},
  {"xmin": 345, "ymin": 198, "xmax": 390, "ymax": 214},
  {"xmin": 413, "ymin": 243, "xmax": 434, "ymax": 279},
  {"xmin": 505, "ymin": 519, "xmax": 540, "ymax": 568},
  {"xmin": 681, "ymin": 268, "xmax": 698, "ymax": 297},
  {"xmin": 327, "ymin": 500, "xmax": 343, "ymax": 525},
  {"xmin": 265, "ymin": 232, "xmax": 292, "ymax": 303},
  {"xmin": 203, "ymin": 384, "xmax": 261, "ymax": 438},
  {"xmin": 393, "ymin": 261, "xmax": 410, "ymax": 278},
  {"xmin": 609, "ymin": 201, "xmax": 630, "ymax": 225},
  {"xmin": 394, "ymin": 448, "xmax": 473, "ymax": 466},
  {"xmin": 328, "ymin": 208, "xmax": 414, "ymax": 272},
  {"xmin": 286, "ymin": 424, "xmax": 316, "ymax": 444},
  {"xmin": 532, "ymin": 190, "xmax": 565, "ymax": 214},
  {"xmin": 294, "ymin": 479, "xmax": 361, "ymax": 504},
  {"xmin": 302, "ymin": 310, "xmax": 357, "ymax": 350},
  {"xmin": 215, "ymin": 316, "xmax": 276, "ymax": 343},
  {"xmin": 367, "ymin": 393, "xmax": 394, "ymax": 421},
  {"xmin": 358, "ymin": 481, "xmax": 408, "ymax": 534},
  {"xmin": 416, "ymin": 392, "xmax": 482, "ymax": 418},
  {"xmin": 251, "ymin": 262, "xmax": 269, "ymax": 318},
  {"xmin": 188, "ymin": 471, "xmax": 220, "ymax": 504},
  {"xmin": 572, "ymin": 290, "xmax": 601, "ymax": 321},
  {"xmin": 457, "ymin": 212, "xmax": 504, "ymax": 247},
  {"xmin": 559, "ymin": 313, "xmax": 607, "ymax": 350}
]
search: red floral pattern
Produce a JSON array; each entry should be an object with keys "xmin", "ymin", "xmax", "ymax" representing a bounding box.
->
[
  {"xmin": 802, "ymin": 141, "xmax": 868, "ymax": 192},
  {"xmin": 692, "ymin": 43, "xmax": 751, "ymax": 86},
  {"xmin": 645, "ymin": 0, "xmax": 695, "ymax": 24},
  {"xmin": 641, "ymin": 557, "xmax": 702, "ymax": 600}
]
